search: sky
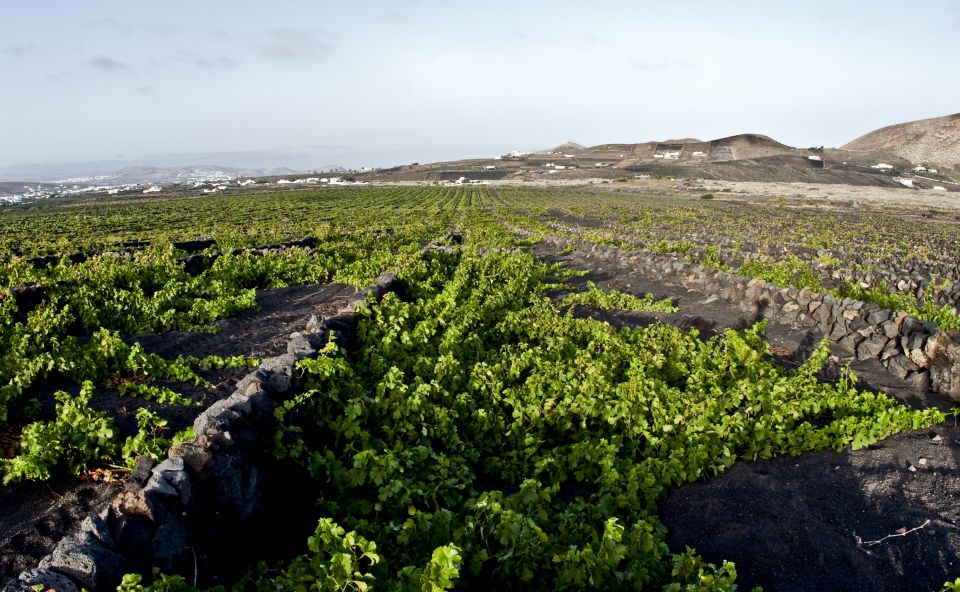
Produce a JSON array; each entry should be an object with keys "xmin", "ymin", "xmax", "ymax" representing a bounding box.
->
[{"xmin": 1, "ymin": 0, "xmax": 958, "ymax": 176}]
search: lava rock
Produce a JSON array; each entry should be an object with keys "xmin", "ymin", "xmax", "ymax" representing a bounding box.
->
[
  {"xmin": 40, "ymin": 532, "xmax": 133, "ymax": 591},
  {"xmin": 4, "ymin": 568, "xmax": 79, "ymax": 592}
]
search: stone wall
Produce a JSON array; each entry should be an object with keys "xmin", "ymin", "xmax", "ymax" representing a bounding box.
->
[
  {"xmin": 5, "ymin": 240, "xmax": 960, "ymax": 591},
  {"xmin": 3, "ymin": 271, "xmax": 399, "ymax": 592},
  {"xmin": 552, "ymin": 218, "xmax": 960, "ymax": 309},
  {"xmin": 545, "ymin": 236, "xmax": 960, "ymax": 401}
]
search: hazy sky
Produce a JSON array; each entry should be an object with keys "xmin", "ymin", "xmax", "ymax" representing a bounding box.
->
[{"xmin": 2, "ymin": 0, "xmax": 958, "ymax": 172}]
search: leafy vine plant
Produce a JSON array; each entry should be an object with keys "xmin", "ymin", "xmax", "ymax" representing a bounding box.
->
[{"xmin": 0, "ymin": 186, "xmax": 957, "ymax": 588}]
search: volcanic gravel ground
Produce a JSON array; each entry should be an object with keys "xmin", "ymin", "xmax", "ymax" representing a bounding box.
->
[
  {"xmin": 0, "ymin": 282, "xmax": 355, "ymax": 588},
  {"xmin": 536, "ymin": 240, "xmax": 960, "ymax": 591}
]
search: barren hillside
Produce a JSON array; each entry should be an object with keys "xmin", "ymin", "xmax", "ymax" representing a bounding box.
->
[{"xmin": 843, "ymin": 113, "xmax": 960, "ymax": 171}]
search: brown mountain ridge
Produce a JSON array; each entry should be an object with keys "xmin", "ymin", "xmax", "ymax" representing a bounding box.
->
[{"xmin": 842, "ymin": 113, "xmax": 960, "ymax": 172}]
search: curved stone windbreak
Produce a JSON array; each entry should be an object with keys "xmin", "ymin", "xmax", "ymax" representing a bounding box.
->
[
  {"xmin": 2, "ymin": 272, "xmax": 399, "ymax": 592},
  {"xmin": 548, "ymin": 217, "xmax": 960, "ymax": 310},
  {"xmin": 543, "ymin": 236, "xmax": 960, "ymax": 401}
]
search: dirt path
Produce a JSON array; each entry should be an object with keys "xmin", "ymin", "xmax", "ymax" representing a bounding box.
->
[
  {"xmin": 0, "ymin": 282, "xmax": 355, "ymax": 589},
  {"xmin": 534, "ymin": 239, "xmax": 960, "ymax": 590}
]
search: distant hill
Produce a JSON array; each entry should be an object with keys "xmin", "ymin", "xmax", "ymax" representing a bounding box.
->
[
  {"xmin": 842, "ymin": 113, "xmax": 960, "ymax": 171},
  {"xmin": 544, "ymin": 142, "xmax": 587, "ymax": 153},
  {"xmin": 0, "ymin": 163, "xmax": 337, "ymax": 185},
  {"xmin": 104, "ymin": 165, "xmax": 254, "ymax": 184},
  {"xmin": 0, "ymin": 182, "xmax": 35, "ymax": 195}
]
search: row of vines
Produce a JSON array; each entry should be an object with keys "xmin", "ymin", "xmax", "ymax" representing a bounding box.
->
[{"xmin": 1, "ymin": 185, "xmax": 958, "ymax": 589}]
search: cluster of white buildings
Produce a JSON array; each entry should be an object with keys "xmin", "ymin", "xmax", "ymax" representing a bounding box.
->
[
  {"xmin": 0, "ymin": 182, "xmax": 144, "ymax": 204},
  {"xmin": 541, "ymin": 163, "xmax": 578, "ymax": 173},
  {"xmin": 1, "ymin": 177, "xmax": 260, "ymax": 205},
  {"xmin": 447, "ymin": 176, "xmax": 487, "ymax": 185},
  {"xmin": 276, "ymin": 177, "xmax": 355, "ymax": 186},
  {"xmin": 653, "ymin": 151, "xmax": 681, "ymax": 160}
]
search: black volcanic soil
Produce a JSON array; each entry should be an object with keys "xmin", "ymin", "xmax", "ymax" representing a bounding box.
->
[
  {"xmin": 0, "ymin": 282, "xmax": 354, "ymax": 588},
  {"xmin": 662, "ymin": 426, "xmax": 960, "ymax": 592},
  {"xmin": 533, "ymin": 235, "xmax": 960, "ymax": 591},
  {"xmin": 5, "ymin": 235, "xmax": 960, "ymax": 590}
]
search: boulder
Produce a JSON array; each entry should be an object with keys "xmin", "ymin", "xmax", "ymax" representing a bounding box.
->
[
  {"xmin": 906, "ymin": 370, "xmax": 932, "ymax": 390},
  {"xmin": 4, "ymin": 568, "xmax": 79, "ymax": 592},
  {"xmin": 846, "ymin": 316, "xmax": 868, "ymax": 335},
  {"xmin": 880, "ymin": 320, "xmax": 900, "ymax": 339},
  {"xmin": 836, "ymin": 333, "xmax": 862, "ymax": 357},
  {"xmin": 867, "ymin": 309, "xmax": 891, "ymax": 325},
  {"xmin": 811, "ymin": 302, "xmax": 832, "ymax": 326},
  {"xmin": 857, "ymin": 333, "xmax": 889, "ymax": 360},
  {"xmin": 169, "ymin": 442, "xmax": 214, "ymax": 474},
  {"xmin": 39, "ymin": 532, "xmax": 133, "ymax": 591},
  {"xmin": 901, "ymin": 316, "xmax": 927, "ymax": 336},
  {"xmin": 150, "ymin": 514, "xmax": 191, "ymax": 575},
  {"xmin": 841, "ymin": 308, "xmax": 860, "ymax": 321},
  {"xmin": 827, "ymin": 321, "xmax": 848, "ymax": 342},
  {"xmin": 257, "ymin": 353, "xmax": 297, "ymax": 394},
  {"xmin": 286, "ymin": 332, "xmax": 316, "ymax": 358},
  {"xmin": 151, "ymin": 458, "xmax": 192, "ymax": 505},
  {"xmin": 925, "ymin": 332, "xmax": 960, "ymax": 401}
]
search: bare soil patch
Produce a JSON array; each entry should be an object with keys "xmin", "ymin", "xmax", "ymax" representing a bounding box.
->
[{"xmin": 662, "ymin": 426, "xmax": 960, "ymax": 592}]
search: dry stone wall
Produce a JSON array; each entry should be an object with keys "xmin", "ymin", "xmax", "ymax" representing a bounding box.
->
[
  {"xmin": 544, "ymin": 236, "xmax": 960, "ymax": 401},
  {"xmin": 614, "ymin": 226, "xmax": 960, "ymax": 308},
  {"xmin": 2, "ymin": 271, "xmax": 399, "ymax": 592},
  {"xmin": 5, "ymin": 241, "xmax": 960, "ymax": 591}
]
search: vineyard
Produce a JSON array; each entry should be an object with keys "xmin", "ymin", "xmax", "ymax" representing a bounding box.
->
[{"xmin": 1, "ymin": 185, "xmax": 960, "ymax": 591}]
